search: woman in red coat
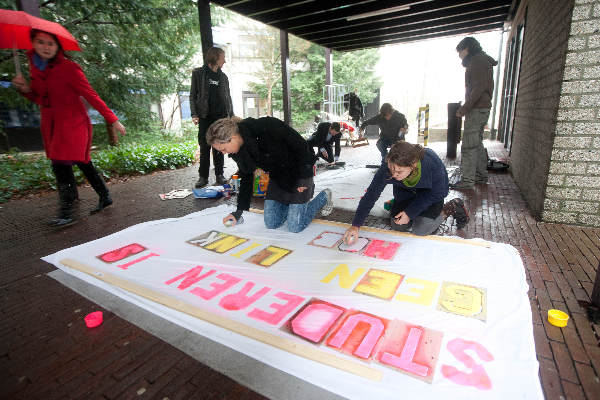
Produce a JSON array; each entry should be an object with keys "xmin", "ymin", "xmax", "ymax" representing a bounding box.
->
[{"xmin": 12, "ymin": 29, "xmax": 126, "ymax": 227}]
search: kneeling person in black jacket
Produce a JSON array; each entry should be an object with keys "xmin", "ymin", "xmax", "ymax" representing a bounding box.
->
[
  {"xmin": 307, "ymin": 121, "xmax": 342, "ymax": 163},
  {"xmin": 207, "ymin": 117, "xmax": 334, "ymax": 233}
]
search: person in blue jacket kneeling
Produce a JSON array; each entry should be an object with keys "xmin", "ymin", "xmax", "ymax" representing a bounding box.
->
[{"xmin": 343, "ymin": 141, "xmax": 449, "ymax": 244}]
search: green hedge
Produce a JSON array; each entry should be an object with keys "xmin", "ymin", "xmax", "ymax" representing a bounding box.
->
[{"xmin": 0, "ymin": 140, "xmax": 197, "ymax": 203}]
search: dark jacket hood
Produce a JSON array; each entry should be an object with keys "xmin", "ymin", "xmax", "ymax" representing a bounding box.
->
[{"xmin": 462, "ymin": 50, "xmax": 498, "ymax": 68}]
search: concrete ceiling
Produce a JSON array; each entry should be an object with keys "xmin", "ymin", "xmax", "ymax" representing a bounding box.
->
[{"xmin": 210, "ymin": 0, "xmax": 519, "ymax": 51}]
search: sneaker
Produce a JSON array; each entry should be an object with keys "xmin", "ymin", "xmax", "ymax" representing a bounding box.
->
[
  {"xmin": 320, "ymin": 188, "xmax": 333, "ymax": 216},
  {"xmin": 215, "ymin": 174, "xmax": 228, "ymax": 185},
  {"xmin": 50, "ymin": 217, "xmax": 77, "ymax": 228},
  {"xmin": 450, "ymin": 181, "xmax": 474, "ymax": 190},
  {"xmin": 195, "ymin": 177, "xmax": 208, "ymax": 188},
  {"xmin": 443, "ymin": 198, "xmax": 470, "ymax": 229}
]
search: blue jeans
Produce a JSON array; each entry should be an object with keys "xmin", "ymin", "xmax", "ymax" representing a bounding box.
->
[{"xmin": 264, "ymin": 191, "xmax": 327, "ymax": 233}]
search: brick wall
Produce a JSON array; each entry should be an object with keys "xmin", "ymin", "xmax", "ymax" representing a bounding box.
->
[
  {"xmin": 509, "ymin": 0, "xmax": 575, "ymax": 219},
  {"xmin": 543, "ymin": 0, "xmax": 600, "ymax": 226}
]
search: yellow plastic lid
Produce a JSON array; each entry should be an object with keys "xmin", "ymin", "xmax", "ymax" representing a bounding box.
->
[{"xmin": 548, "ymin": 309, "xmax": 569, "ymax": 327}]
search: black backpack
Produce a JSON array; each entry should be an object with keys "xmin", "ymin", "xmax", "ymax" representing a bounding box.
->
[{"xmin": 486, "ymin": 149, "xmax": 509, "ymax": 171}]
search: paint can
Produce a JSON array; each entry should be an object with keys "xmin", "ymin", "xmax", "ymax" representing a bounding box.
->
[{"xmin": 253, "ymin": 168, "xmax": 269, "ymax": 197}]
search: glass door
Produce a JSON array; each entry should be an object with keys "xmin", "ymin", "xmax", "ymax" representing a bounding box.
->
[{"xmin": 499, "ymin": 22, "xmax": 525, "ymax": 153}]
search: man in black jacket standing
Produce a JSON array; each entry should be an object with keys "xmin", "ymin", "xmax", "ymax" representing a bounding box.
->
[
  {"xmin": 343, "ymin": 91, "xmax": 364, "ymax": 127},
  {"xmin": 307, "ymin": 121, "xmax": 342, "ymax": 163},
  {"xmin": 190, "ymin": 47, "xmax": 234, "ymax": 188},
  {"xmin": 360, "ymin": 103, "xmax": 408, "ymax": 163}
]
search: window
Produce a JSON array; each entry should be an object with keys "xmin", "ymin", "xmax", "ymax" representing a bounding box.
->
[
  {"xmin": 179, "ymin": 91, "xmax": 191, "ymax": 120},
  {"xmin": 242, "ymin": 91, "xmax": 267, "ymax": 118}
]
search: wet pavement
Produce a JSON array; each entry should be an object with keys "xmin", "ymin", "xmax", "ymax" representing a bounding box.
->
[{"xmin": 1, "ymin": 139, "xmax": 599, "ymax": 399}]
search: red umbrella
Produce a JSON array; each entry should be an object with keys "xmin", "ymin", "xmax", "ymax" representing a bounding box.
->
[{"xmin": 0, "ymin": 9, "xmax": 81, "ymax": 51}]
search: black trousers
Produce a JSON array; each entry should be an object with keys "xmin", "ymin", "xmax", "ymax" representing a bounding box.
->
[
  {"xmin": 198, "ymin": 117, "xmax": 224, "ymax": 178},
  {"xmin": 52, "ymin": 160, "xmax": 108, "ymax": 201}
]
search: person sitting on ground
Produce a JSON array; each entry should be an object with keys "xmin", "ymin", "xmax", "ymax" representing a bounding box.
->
[
  {"xmin": 343, "ymin": 141, "xmax": 449, "ymax": 243},
  {"xmin": 360, "ymin": 103, "xmax": 408, "ymax": 162},
  {"xmin": 206, "ymin": 116, "xmax": 333, "ymax": 233},
  {"xmin": 306, "ymin": 121, "xmax": 342, "ymax": 163}
]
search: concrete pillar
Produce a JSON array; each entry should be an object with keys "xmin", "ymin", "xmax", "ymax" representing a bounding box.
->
[
  {"xmin": 280, "ymin": 29, "xmax": 291, "ymax": 125},
  {"xmin": 197, "ymin": 0, "xmax": 213, "ymax": 61}
]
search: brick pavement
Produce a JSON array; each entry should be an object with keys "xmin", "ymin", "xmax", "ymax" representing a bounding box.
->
[{"xmin": 0, "ymin": 139, "xmax": 599, "ymax": 399}]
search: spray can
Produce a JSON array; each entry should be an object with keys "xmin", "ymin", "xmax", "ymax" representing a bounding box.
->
[{"xmin": 231, "ymin": 174, "xmax": 240, "ymax": 193}]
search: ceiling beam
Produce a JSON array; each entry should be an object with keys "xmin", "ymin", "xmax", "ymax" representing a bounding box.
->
[
  {"xmin": 210, "ymin": 0, "xmax": 513, "ymax": 51},
  {"xmin": 255, "ymin": 0, "xmax": 374, "ymax": 25},
  {"xmin": 211, "ymin": 0, "xmax": 247, "ymax": 6},
  {"xmin": 334, "ymin": 22, "xmax": 503, "ymax": 51},
  {"xmin": 314, "ymin": 9, "xmax": 508, "ymax": 47},
  {"xmin": 297, "ymin": 1, "xmax": 509, "ymax": 41},
  {"xmin": 281, "ymin": 0, "xmax": 494, "ymax": 33},
  {"xmin": 219, "ymin": 0, "xmax": 315, "ymax": 17}
]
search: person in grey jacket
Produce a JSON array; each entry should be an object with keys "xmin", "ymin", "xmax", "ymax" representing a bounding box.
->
[
  {"xmin": 451, "ymin": 37, "xmax": 497, "ymax": 190},
  {"xmin": 360, "ymin": 103, "xmax": 408, "ymax": 162},
  {"xmin": 190, "ymin": 47, "xmax": 234, "ymax": 188}
]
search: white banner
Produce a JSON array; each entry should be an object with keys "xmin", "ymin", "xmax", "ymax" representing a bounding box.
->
[{"xmin": 43, "ymin": 204, "xmax": 543, "ymax": 399}]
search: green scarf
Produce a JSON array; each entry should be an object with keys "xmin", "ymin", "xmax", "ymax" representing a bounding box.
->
[{"xmin": 401, "ymin": 161, "xmax": 421, "ymax": 187}]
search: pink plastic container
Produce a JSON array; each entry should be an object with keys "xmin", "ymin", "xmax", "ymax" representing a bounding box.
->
[{"xmin": 84, "ymin": 311, "xmax": 103, "ymax": 328}]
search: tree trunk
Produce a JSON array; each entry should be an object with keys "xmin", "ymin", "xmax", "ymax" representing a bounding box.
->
[{"xmin": 266, "ymin": 85, "xmax": 273, "ymax": 116}]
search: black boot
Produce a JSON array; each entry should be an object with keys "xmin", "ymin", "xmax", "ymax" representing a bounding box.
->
[
  {"xmin": 442, "ymin": 198, "xmax": 470, "ymax": 229},
  {"xmin": 50, "ymin": 164, "xmax": 78, "ymax": 227},
  {"xmin": 79, "ymin": 162, "xmax": 113, "ymax": 214},
  {"xmin": 49, "ymin": 183, "xmax": 77, "ymax": 227},
  {"xmin": 90, "ymin": 194, "xmax": 113, "ymax": 214}
]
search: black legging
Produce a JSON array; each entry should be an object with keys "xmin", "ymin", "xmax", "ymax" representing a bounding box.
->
[
  {"xmin": 52, "ymin": 160, "xmax": 108, "ymax": 201},
  {"xmin": 197, "ymin": 117, "xmax": 224, "ymax": 178}
]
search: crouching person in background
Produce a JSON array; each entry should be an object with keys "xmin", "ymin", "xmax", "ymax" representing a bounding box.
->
[{"xmin": 307, "ymin": 121, "xmax": 342, "ymax": 163}]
